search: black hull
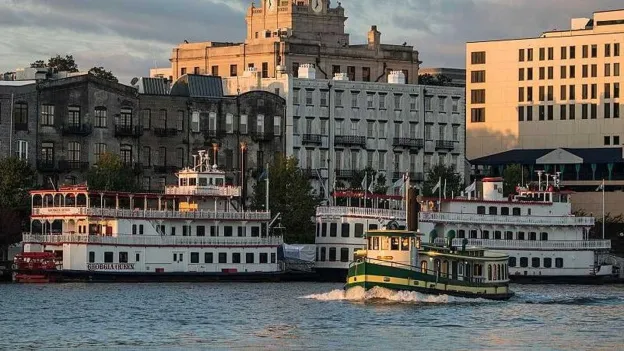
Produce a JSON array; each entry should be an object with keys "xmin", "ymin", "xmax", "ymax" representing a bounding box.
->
[{"xmin": 510, "ymin": 274, "xmax": 622, "ymax": 285}]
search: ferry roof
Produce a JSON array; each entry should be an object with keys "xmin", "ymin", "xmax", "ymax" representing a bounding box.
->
[
  {"xmin": 421, "ymin": 245, "xmax": 508, "ymax": 261},
  {"xmin": 365, "ymin": 230, "xmax": 423, "ymax": 237}
]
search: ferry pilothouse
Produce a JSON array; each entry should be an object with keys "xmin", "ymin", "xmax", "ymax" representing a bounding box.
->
[{"xmin": 14, "ymin": 150, "xmax": 284, "ymax": 282}]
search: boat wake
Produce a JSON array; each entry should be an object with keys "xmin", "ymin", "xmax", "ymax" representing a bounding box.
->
[{"xmin": 302, "ymin": 286, "xmax": 495, "ymax": 304}]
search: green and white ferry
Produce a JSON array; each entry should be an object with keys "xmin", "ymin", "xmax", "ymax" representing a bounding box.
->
[{"xmin": 345, "ymin": 222, "xmax": 514, "ymax": 301}]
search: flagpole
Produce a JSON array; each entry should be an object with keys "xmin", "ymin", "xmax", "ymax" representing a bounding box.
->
[
  {"xmin": 265, "ymin": 163, "xmax": 270, "ymax": 212},
  {"xmin": 364, "ymin": 172, "xmax": 367, "ymax": 208},
  {"xmin": 602, "ymin": 179, "xmax": 605, "ymax": 240},
  {"xmin": 438, "ymin": 177, "xmax": 442, "ymax": 212},
  {"xmin": 405, "ymin": 173, "xmax": 409, "ymax": 225}
]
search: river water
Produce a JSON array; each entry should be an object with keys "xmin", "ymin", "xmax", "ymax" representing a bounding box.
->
[{"xmin": 1, "ymin": 283, "xmax": 623, "ymax": 350}]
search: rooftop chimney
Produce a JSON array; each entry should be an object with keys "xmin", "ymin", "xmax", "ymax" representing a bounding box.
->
[
  {"xmin": 388, "ymin": 70, "xmax": 406, "ymax": 84},
  {"xmin": 368, "ymin": 25, "xmax": 381, "ymax": 50},
  {"xmin": 298, "ymin": 64, "xmax": 316, "ymax": 79}
]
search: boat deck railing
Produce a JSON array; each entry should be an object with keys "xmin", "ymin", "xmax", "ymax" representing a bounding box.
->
[
  {"xmin": 419, "ymin": 211, "xmax": 595, "ymax": 227},
  {"xmin": 436, "ymin": 238, "xmax": 611, "ymax": 250},
  {"xmin": 22, "ymin": 234, "xmax": 284, "ymax": 246},
  {"xmin": 317, "ymin": 206, "xmax": 405, "ymax": 219},
  {"xmin": 31, "ymin": 207, "xmax": 271, "ymax": 221}
]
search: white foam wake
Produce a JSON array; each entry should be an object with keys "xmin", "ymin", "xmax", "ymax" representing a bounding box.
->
[{"xmin": 302, "ymin": 286, "xmax": 493, "ymax": 304}]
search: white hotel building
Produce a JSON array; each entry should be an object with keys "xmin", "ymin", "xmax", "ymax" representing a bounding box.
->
[{"xmin": 224, "ymin": 65, "xmax": 467, "ymax": 197}]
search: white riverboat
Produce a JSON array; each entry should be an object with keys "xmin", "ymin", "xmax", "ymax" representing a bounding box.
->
[
  {"xmin": 315, "ymin": 176, "xmax": 614, "ymax": 283},
  {"xmin": 14, "ymin": 151, "xmax": 284, "ymax": 282}
]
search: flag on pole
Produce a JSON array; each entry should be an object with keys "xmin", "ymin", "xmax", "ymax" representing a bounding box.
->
[
  {"xmin": 596, "ymin": 180, "xmax": 604, "ymax": 191},
  {"xmin": 443, "ymin": 179, "xmax": 447, "ymax": 199},
  {"xmin": 368, "ymin": 174, "xmax": 376, "ymax": 193},
  {"xmin": 465, "ymin": 181, "xmax": 476, "ymax": 194},
  {"xmin": 432, "ymin": 177, "xmax": 441, "ymax": 194},
  {"xmin": 258, "ymin": 168, "xmax": 268, "ymax": 181},
  {"xmin": 361, "ymin": 172, "xmax": 367, "ymax": 191}
]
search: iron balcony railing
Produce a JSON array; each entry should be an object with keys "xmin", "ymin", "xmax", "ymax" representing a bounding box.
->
[
  {"xmin": 435, "ymin": 140, "xmax": 455, "ymax": 150},
  {"xmin": 22, "ymin": 234, "xmax": 283, "ymax": 247},
  {"xmin": 393, "ymin": 137, "xmax": 424, "ymax": 149},
  {"xmin": 436, "ymin": 238, "xmax": 611, "ymax": 250},
  {"xmin": 316, "ymin": 206, "xmax": 405, "ymax": 220},
  {"xmin": 115, "ymin": 125, "xmax": 143, "ymax": 138},
  {"xmin": 335, "ymin": 135, "xmax": 366, "ymax": 147},
  {"xmin": 153, "ymin": 127, "xmax": 179, "ymax": 137},
  {"xmin": 302, "ymin": 134, "xmax": 323, "ymax": 144},
  {"xmin": 419, "ymin": 211, "xmax": 596, "ymax": 226},
  {"xmin": 31, "ymin": 207, "xmax": 272, "ymax": 221}
]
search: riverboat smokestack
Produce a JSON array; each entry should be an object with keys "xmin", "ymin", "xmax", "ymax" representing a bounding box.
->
[{"xmin": 407, "ymin": 187, "xmax": 419, "ymax": 231}]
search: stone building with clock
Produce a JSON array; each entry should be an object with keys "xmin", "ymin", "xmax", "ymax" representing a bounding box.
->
[{"xmin": 166, "ymin": 0, "xmax": 421, "ymax": 84}]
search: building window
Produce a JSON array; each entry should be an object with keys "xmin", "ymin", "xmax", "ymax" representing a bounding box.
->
[
  {"xmin": 120, "ymin": 144, "xmax": 132, "ymax": 164},
  {"xmin": 347, "ymin": 66, "xmax": 355, "ymax": 81},
  {"xmin": 230, "ymin": 64, "xmax": 237, "ymax": 77},
  {"xmin": 471, "ymin": 90, "xmax": 485, "ymax": 104},
  {"xmin": 518, "ymin": 106, "xmax": 524, "ymax": 121},
  {"xmin": 615, "ymin": 63, "xmax": 620, "ymax": 76},
  {"xmin": 591, "ymin": 64, "xmax": 597, "ymax": 78},
  {"xmin": 470, "ymin": 70, "xmax": 485, "ymax": 83},
  {"xmin": 16, "ymin": 140, "xmax": 28, "ymax": 160},
  {"xmin": 615, "ymin": 43, "xmax": 621, "ymax": 56},
  {"xmin": 605, "ymin": 104, "xmax": 611, "ymax": 119},
  {"xmin": 569, "ymin": 46, "xmax": 575, "ymax": 59},
  {"xmin": 362, "ymin": 67, "xmax": 370, "ymax": 81},
  {"xmin": 518, "ymin": 49, "xmax": 525, "ymax": 62},
  {"xmin": 261, "ymin": 62, "xmax": 268, "ymax": 78},
  {"xmin": 518, "ymin": 87, "xmax": 524, "ymax": 102},
  {"xmin": 615, "ymin": 103, "xmax": 620, "ymax": 119},
  {"xmin": 539, "ymin": 67, "xmax": 545, "ymax": 80},
  {"xmin": 605, "ymin": 136, "xmax": 610, "ymax": 146},
  {"xmin": 527, "ymin": 48, "xmax": 533, "ymax": 61},
  {"xmin": 273, "ymin": 116, "xmax": 281, "ymax": 136},
  {"xmin": 548, "ymin": 66, "xmax": 553, "ymax": 79},
  {"xmin": 526, "ymin": 106, "xmax": 533, "ymax": 121},
  {"xmin": 518, "ymin": 68, "xmax": 524, "ymax": 81},
  {"xmin": 180, "ymin": 67, "xmax": 187, "ymax": 76},
  {"xmin": 211, "ymin": 65, "xmax": 219, "ymax": 76},
  {"xmin": 141, "ymin": 109, "xmax": 151, "ymax": 130},
  {"xmin": 527, "ymin": 67, "xmax": 533, "ymax": 80},
  {"xmin": 471, "ymin": 51, "xmax": 486, "ymax": 64},
  {"xmin": 40, "ymin": 104, "xmax": 54, "ymax": 126},
  {"xmin": 94, "ymin": 143, "xmax": 107, "ymax": 163},
  {"xmin": 591, "ymin": 103, "xmax": 597, "ymax": 119},
  {"xmin": 539, "ymin": 47, "xmax": 545, "ymax": 61},
  {"xmin": 582, "ymin": 64, "xmax": 588, "ymax": 78},
  {"xmin": 320, "ymin": 91, "xmax": 328, "ymax": 106},
  {"xmin": 68, "ymin": 141, "xmax": 81, "ymax": 162},
  {"xmin": 14, "ymin": 102, "xmax": 28, "ymax": 130},
  {"xmin": 471, "ymin": 108, "xmax": 485, "ymax": 123},
  {"xmin": 560, "ymin": 105, "xmax": 566, "ymax": 120},
  {"xmin": 332, "ymin": 65, "xmax": 341, "ymax": 77}
]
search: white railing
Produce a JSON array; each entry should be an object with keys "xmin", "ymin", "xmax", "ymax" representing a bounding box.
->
[
  {"xmin": 434, "ymin": 238, "xmax": 611, "ymax": 250},
  {"xmin": 22, "ymin": 234, "xmax": 283, "ymax": 246},
  {"xmin": 165, "ymin": 185, "xmax": 241, "ymax": 197},
  {"xmin": 316, "ymin": 206, "xmax": 405, "ymax": 219},
  {"xmin": 419, "ymin": 211, "xmax": 595, "ymax": 227},
  {"xmin": 32, "ymin": 207, "xmax": 271, "ymax": 221}
]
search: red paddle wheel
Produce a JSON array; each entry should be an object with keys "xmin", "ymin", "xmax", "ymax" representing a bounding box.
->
[{"xmin": 12, "ymin": 252, "xmax": 59, "ymax": 283}]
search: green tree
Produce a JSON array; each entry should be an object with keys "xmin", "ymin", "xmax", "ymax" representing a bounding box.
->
[
  {"xmin": 349, "ymin": 167, "xmax": 389, "ymax": 194},
  {"xmin": 88, "ymin": 66, "xmax": 119, "ymax": 83},
  {"xmin": 86, "ymin": 152, "xmax": 139, "ymax": 192},
  {"xmin": 422, "ymin": 164, "xmax": 463, "ymax": 197},
  {"xmin": 502, "ymin": 164, "xmax": 528, "ymax": 196},
  {"xmin": 252, "ymin": 155, "xmax": 321, "ymax": 243},
  {"xmin": 31, "ymin": 55, "xmax": 79, "ymax": 72},
  {"xmin": 0, "ymin": 158, "xmax": 36, "ymax": 256},
  {"xmin": 418, "ymin": 73, "xmax": 453, "ymax": 86}
]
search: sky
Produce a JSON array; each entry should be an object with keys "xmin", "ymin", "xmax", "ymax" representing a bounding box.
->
[{"xmin": 1, "ymin": 0, "xmax": 623, "ymax": 84}]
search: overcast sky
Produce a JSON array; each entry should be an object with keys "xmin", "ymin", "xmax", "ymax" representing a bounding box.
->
[{"xmin": 1, "ymin": 0, "xmax": 622, "ymax": 83}]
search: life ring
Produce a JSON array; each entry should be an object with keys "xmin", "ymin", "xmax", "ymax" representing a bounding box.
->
[{"xmin": 428, "ymin": 201, "xmax": 435, "ymax": 211}]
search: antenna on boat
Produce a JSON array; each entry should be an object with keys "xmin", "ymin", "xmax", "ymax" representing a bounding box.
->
[{"xmin": 536, "ymin": 170, "xmax": 543, "ymax": 191}]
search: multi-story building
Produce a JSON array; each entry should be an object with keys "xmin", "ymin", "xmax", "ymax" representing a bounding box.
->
[
  {"xmin": 224, "ymin": 65, "xmax": 467, "ymax": 198},
  {"xmin": 418, "ymin": 68, "xmax": 466, "ymax": 87},
  {"xmin": 0, "ymin": 74, "xmax": 286, "ymax": 201},
  {"xmin": 166, "ymin": 0, "xmax": 420, "ymax": 83}
]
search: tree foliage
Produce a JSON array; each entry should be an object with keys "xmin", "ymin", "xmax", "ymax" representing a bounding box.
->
[
  {"xmin": 86, "ymin": 153, "xmax": 139, "ymax": 192},
  {"xmin": 349, "ymin": 166, "xmax": 389, "ymax": 194},
  {"xmin": 0, "ymin": 158, "xmax": 36, "ymax": 249},
  {"xmin": 418, "ymin": 73, "xmax": 453, "ymax": 86},
  {"xmin": 31, "ymin": 55, "xmax": 79, "ymax": 72},
  {"xmin": 252, "ymin": 155, "xmax": 321, "ymax": 243},
  {"xmin": 88, "ymin": 66, "xmax": 119, "ymax": 83},
  {"xmin": 422, "ymin": 164, "xmax": 463, "ymax": 197},
  {"xmin": 502, "ymin": 164, "xmax": 529, "ymax": 196}
]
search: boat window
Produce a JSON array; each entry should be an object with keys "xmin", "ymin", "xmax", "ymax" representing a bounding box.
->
[
  {"xmin": 434, "ymin": 259, "xmax": 440, "ymax": 274},
  {"xmin": 421, "ymin": 260, "xmax": 428, "ymax": 273},
  {"xmin": 271, "ymin": 253, "xmax": 276, "ymax": 264},
  {"xmin": 136, "ymin": 253, "xmax": 140, "ymax": 262},
  {"xmin": 316, "ymin": 223, "xmax": 320, "ymax": 237},
  {"xmin": 341, "ymin": 223, "xmax": 350, "ymax": 238},
  {"xmin": 219, "ymin": 252, "xmax": 227, "ymax": 263},
  {"xmin": 205, "ymin": 252, "xmax": 213, "ymax": 263},
  {"xmin": 354, "ymin": 223, "xmax": 364, "ymax": 238},
  {"xmin": 505, "ymin": 231, "xmax": 513, "ymax": 240},
  {"xmin": 474, "ymin": 264, "xmax": 481, "ymax": 276},
  {"xmin": 509, "ymin": 257, "xmax": 516, "ymax": 267},
  {"xmin": 488, "ymin": 206, "xmax": 497, "ymax": 215},
  {"xmin": 368, "ymin": 223, "xmax": 378, "ymax": 230},
  {"xmin": 470, "ymin": 230, "xmax": 478, "ymax": 239},
  {"xmin": 512, "ymin": 207, "xmax": 521, "ymax": 216},
  {"xmin": 191, "ymin": 252, "xmax": 199, "ymax": 263},
  {"xmin": 492, "ymin": 264, "xmax": 497, "ymax": 280},
  {"xmin": 520, "ymin": 257, "xmax": 528, "ymax": 267},
  {"xmin": 482, "ymin": 230, "xmax": 490, "ymax": 239},
  {"xmin": 260, "ymin": 253, "xmax": 268, "ymax": 263},
  {"xmin": 119, "ymin": 252, "xmax": 128, "ymax": 263},
  {"xmin": 181, "ymin": 178, "xmax": 188, "ymax": 186},
  {"xmin": 320, "ymin": 247, "xmax": 326, "ymax": 261},
  {"xmin": 555, "ymin": 258, "xmax": 563, "ymax": 268},
  {"xmin": 529, "ymin": 232, "xmax": 537, "ymax": 241},
  {"xmin": 232, "ymin": 253, "xmax": 241, "ymax": 263},
  {"xmin": 518, "ymin": 231, "xmax": 525, "ymax": 240},
  {"xmin": 88, "ymin": 251, "xmax": 95, "ymax": 263},
  {"xmin": 494, "ymin": 231, "xmax": 502, "ymax": 240},
  {"xmin": 381, "ymin": 237, "xmax": 389, "ymax": 250},
  {"xmin": 540, "ymin": 232, "xmax": 548, "ymax": 241},
  {"xmin": 368, "ymin": 237, "xmax": 372, "ymax": 250},
  {"xmin": 465, "ymin": 263, "xmax": 471, "ymax": 277},
  {"xmin": 538, "ymin": 193, "xmax": 545, "ymax": 202},
  {"xmin": 189, "ymin": 177, "xmax": 197, "ymax": 186},
  {"xmin": 215, "ymin": 178, "xmax": 224, "ymax": 186},
  {"xmin": 199, "ymin": 177, "xmax": 208, "ymax": 186},
  {"xmin": 458, "ymin": 230, "xmax": 465, "ymax": 238},
  {"xmin": 340, "ymin": 248, "xmax": 349, "ymax": 262},
  {"xmin": 458, "ymin": 263, "xmax": 463, "ymax": 275},
  {"xmin": 532, "ymin": 257, "xmax": 540, "ymax": 268},
  {"xmin": 132, "ymin": 224, "xmax": 137, "ymax": 235},
  {"xmin": 390, "ymin": 237, "xmax": 400, "ymax": 250},
  {"xmin": 322, "ymin": 223, "xmax": 327, "ymax": 237},
  {"xmin": 544, "ymin": 257, "xmax": 552, "ymax": 268},
  {"xmin": 329, "ymin": 247, "xmax": 337, "ymax": 261},
  {"xmin": 372, "ymin": 237, "xmax": 379, "ymax": 250},
  {"xmin": 545, "ymin": 193, "xmax": 550, "ymax": 202},
  {"xmin": 246, "ymin": 253, "xmax": 254, "ymax": 263},
  {"xmin": 501, "ymin": 207, "xmax": 509, "ymax": 216},
  {"xmin": 330, "ymin": 223, "xmax": 337, "ymax": 237},
  {"xmin": 104, "ymin": 251, "xmax": 113, "ymax": 263},
  {"xmin": 251, "ymin": 226, "xmax": 260, "ymax": 237},
  {"xmin": 477, "ymin": 206, "xmax": 486, "ymax": 214},
  {"xmin": 442, "ymin": 261, "xmax": 449, "ymax": 277},
  {"xmin": 488, "ymin": 265, "xmax": 492, "ymax": 280},
  {"xmin": 528, "ymin": 208, "xmax": 532, "ymax": 215},
  {"xmin": 401, "ymin": 237, "xmax": 410, "ymax": 251},
  {"xmin": 224, "ymin": 226, "xmax": 233, "ymax": 237},
  {"xmin": 498, "ymin": 264, "xmax": 502, "ymax": 280}
]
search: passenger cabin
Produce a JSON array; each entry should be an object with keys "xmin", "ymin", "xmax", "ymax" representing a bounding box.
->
[{"xmin": 365, "ymin": 230, "xmax": 422, "ymax": 267}]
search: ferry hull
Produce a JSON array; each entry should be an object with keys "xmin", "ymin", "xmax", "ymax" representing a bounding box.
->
[{"xmin": 346, "ymin": 261, "xmax": 514, "ymax": 301}]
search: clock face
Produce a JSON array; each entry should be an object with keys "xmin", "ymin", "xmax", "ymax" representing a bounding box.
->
[
  {"xmin": 312, "ymin": 0, "xmax": 323, "ymax": 13},
  {"xmin": 267, "ymin": 0, "xmax": 276, "ymax": 11}
]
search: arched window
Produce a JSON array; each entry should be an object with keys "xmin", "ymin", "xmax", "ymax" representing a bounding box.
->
[
  {"xmin": 492, "ymin": 264, "xmax": 497, "ymax": 281},
  {"xmin": 120, "ymin": 144, "xmax": 132, "ymax": 165},
  {"xmin": 498, "ymin": 264, "xmax": 502, "ymax": 280},
  {"xmin": 442, "ymin": 260, "xmax": 449, "ymax": 277},
  {"xmin": 420, "ymin": 260, "xmax": 428, "ymax": 273},
  {"xmin": 488, "ymin": 264, "xmax": 492, "ymax": 280}
]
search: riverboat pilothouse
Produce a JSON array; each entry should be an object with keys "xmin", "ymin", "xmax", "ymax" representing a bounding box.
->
[{"xmin": 14, "ymin": 150, "xmax": 283, "ymax": 282}]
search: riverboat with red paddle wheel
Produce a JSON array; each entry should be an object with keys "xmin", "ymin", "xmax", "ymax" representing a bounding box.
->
[{"xmin": 12, "ymin": 252, "xmax": 60, "ymax": 283}]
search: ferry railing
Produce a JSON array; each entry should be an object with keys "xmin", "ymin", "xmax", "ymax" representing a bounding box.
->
[
  {"xmin": 22, "ymin": 234, "xmax": 284, "ymax": 246},
  {"xmin": 316, "ymin": 206, "xmax": 405, "ymax": 219},
  {"xmin": 32, "ymin": 207, "xmax": 271, "ymax": 221},
  {"xmin": 419, "ymin": 211, "xmax": 595, "ymax": 226},
  {"xmin": 444, "ymin": 238, "xmax": 611, "ymax": 250},
  {"xmin": 164, "ymin": 185, "xmax": 241, "ymax": 197}
]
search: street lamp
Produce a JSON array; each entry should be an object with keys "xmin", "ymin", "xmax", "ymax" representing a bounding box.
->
[{"xmin": 211, "ymin": 143, "xmax": 218, "ymax": 168}]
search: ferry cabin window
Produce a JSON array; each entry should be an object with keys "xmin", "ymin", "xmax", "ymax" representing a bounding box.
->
[
  {"xmin": 544, "ymin": 257, "xmax": 552, "ymax": 268},
  {"xmin": 196, "ymin": 226, "xmax": 206, "ymax": 237},
  {"xmin": 233, "ymin": 253, "xmax": 241, "ymax": 264},
  {"xmin": 520, "ymin": 257, "xmax": 528, "ymax": 267},
  {"xmin": 354, "ymin": 223, "xmax": 364, "ymax": 238},
  {"xmin": 329, "ymin": 248, "xmax": 337, "ymax": 261},
  {"xmin": 199, "ymin": 177, "xmax": 208, "ymax": 186},
  {"xmin": 215, "ymin": 178, "xmax": 224, "ymax": 186},
  {"xmin": 505, "ymin": 231, "xmax": 513, "ymax": 240},
  {"xmin": 341, "ymin": 223, "xmax": 350, "ymax": 237},
  {"xmin": 470, "ymin": 230, "xmax": 478, "ymax": 239},
  {"xmin": 251, "ymin": 227, "xmax": 260, "ymax": 237},
  {"xmin": 330, "ymin": 223, "xmax": 337, "ymax": 237},
  {"xmin": 246, "ymin": 253, "xmax": 254, "ymax": 263},
  {"xmin": 88, "ymin": 251, "xmax": 95, "ymax": 263},
  {"xmin": 158, "ymin": 225, "xmax": 165, "ymax": 235},
  {"xmin": 401, "ymin": 238, "xmax": 410, "ymax": 251},
  {"xmin": 119, "ymin": 252, "xmax": 128, "ymax": 263},
  {"xmin": 458, "ymin": 230, "xmax": 465, "ymax": 238},
  {"xmin": 494, "ymin": 231, "xmax": 502, "ymax": 240},
  {"xmin": 171, "ymin": 227, "xmax": 176, "ymax": 236},
  {"xmin": 183, "ymin": 226, "xmax": 189, "ymax": 236},
  {"xmin": 381, "ymin": 237, "xmax": 389, "ymax": 250},
  {"xmin": 189, "ymin": 178, "xmax": 197, "ymax": 186},
  {"xmin": 372, "ymin": 237, "xmax": 380, "ymax": 250},
  {"xmin": 529, "ymin": 232, "xmax": 537, "ymax": 241},
  {"xmin": 320, "ymin": 247, "xmax": 326, "ymax": 261},
  {"xmin": 210, "ymin": 226, "xmax": 217, "ymax": 237},
  {"xmin": 528, "ymin": 208, "xmax": 531, "ymax": 215},
  {"xmin": 181, "ymin": 178, "xmax": 188, "ymax": 186},
  {"xmin": 136, "ymin": 253, "xmax": 140, "ymax": 262},
  {"xmin": 501, "ymin": 207, "xmax": 509, "ymax": 216},
  {"xmin": 219, "ymin": 253, "xmax": 227, "ymax": 264},
  {"xmin": 368, "ymin": 223, "xmax": 378, "ymax": 230},
  {"xmin": 390, "ymin": 237, "xmax": 400, "ymax": 250},
  {"xmin": 540, "ymin": 232, "xmax": 548, "ymax": 241},
  {"xmin": 512, "ymin": 207, "xmax": 521, "ymax": 216},
  {"xmin": 132, "ymin": 225, "xmax": 136, "ymax": 235},
  {"xmin": 271, "ymin": 253, "xmax": 276, "ymax": 263},
  {"xmin": 509, "ymin": 257, "xmax": 517, "ymax": 267},
  {"xmin": 340, "ymin": 248, "xmax": 349, "ymax": 262},
  {"xmin": 555, "ymin": 258, "xmax": 563, "ymax": 268},
  {"xmin": 260, "ymin": 253, "xmax": 268, "ymax": 263},
  {"xmin": 532, "ymin": 257, "xmax": 540, "ymax": 268},
  {"xmin": 421, "ymin": 260, "xmax": 428, "ymax": 272},
  {"xmin": 238, "ymin": 227, "xmax": 245, "ymax": 237},
  {"xmin": 518, "ymin": 231, "xmax": 525, "ymax": 240},
  {"xmin": 322, "ymin": 223, "xmax": 327, "ymax": 237},
  {"xmin": 205, "ymin": 252, "xmax": 213, "ymax": 263},
  {"xmin": 477, "ymin": 206, "xmax": 486, "ymax": 214},
  {"xmin": 224, "ymin": 226, "xmax": 233, "ymax": 237},
  {"xmin": 488, "ymin": 206, "xmax": 497, "ymax": 215},
  {"xmin": 482, "ymin": 230, "xmax": 490, "ymax": 239},
  {"xmin": 191, "ymin": 252, "xmax": 199, "ymax": 263},
  {"xmin": 173, "ymin": 253, "xmax": 177, "ymax": 262},
  {"xmin": 104, "ymin": 252, "xmax": 114, "ymax": 263},
  {"xmin": 139, "ymin": 225, "xmax": 144, "ymax": 235}
]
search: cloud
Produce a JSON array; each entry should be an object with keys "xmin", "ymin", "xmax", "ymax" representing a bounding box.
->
[{"xmin": 0, "ymin": 0, "xmax": 622, "ymax": 82}]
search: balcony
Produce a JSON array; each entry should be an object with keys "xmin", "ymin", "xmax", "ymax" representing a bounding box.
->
[
  {"xmin": 317, "ymin": 206, "xmax": 405, "ymax": 220},
  {"xmin": 440, "ymin": 238, "xmax": 611, "ymax": 251},
  {"xmin": 435, "ymin": 140, "xmax": 455, "ymax": 150},
  {"xmin": 154, "ymin": 165, "xmax": 179, "ymax": 174},
  {"xmin": 251, "ymin": 131, "xmax": 275, "ymax": 142},
  {"xmin": 419, "ymin": 211, "xmax": 596, "ymax": 227},
  {"xmin": 302, "ymin": 134, "xmax": 323, "ymax": 144},
  {"xmin": 393, "ymin": 137, "xmax": 424, "ymax": 149},
  {"xmin": 115, "ymin": 125, "xmax": 143, "ymax": 138},
  {"xmin": 392, "ymin": 172, "xmax": 424, "ymax": 182},
  {"xmin": 335, "ymin": 135, "xmax": 366, "ymax": 147},
  {"xmin": 58, "ymin": 160, "xmax": 89, "ymax": 171},
  {"xmin": 335, "ymin": 169, "xmax": 355, "ymax": 179},
  {"xmin": 153, "ymin": 128, "xmax": 179, "ymax": 137},
  {"xmin": 36, "ymin": 159, "xmax": 57, "ymax": 172},
  {"xmin": 62, "ymin": 123, "xmax": 92, "ymax": 136}
]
